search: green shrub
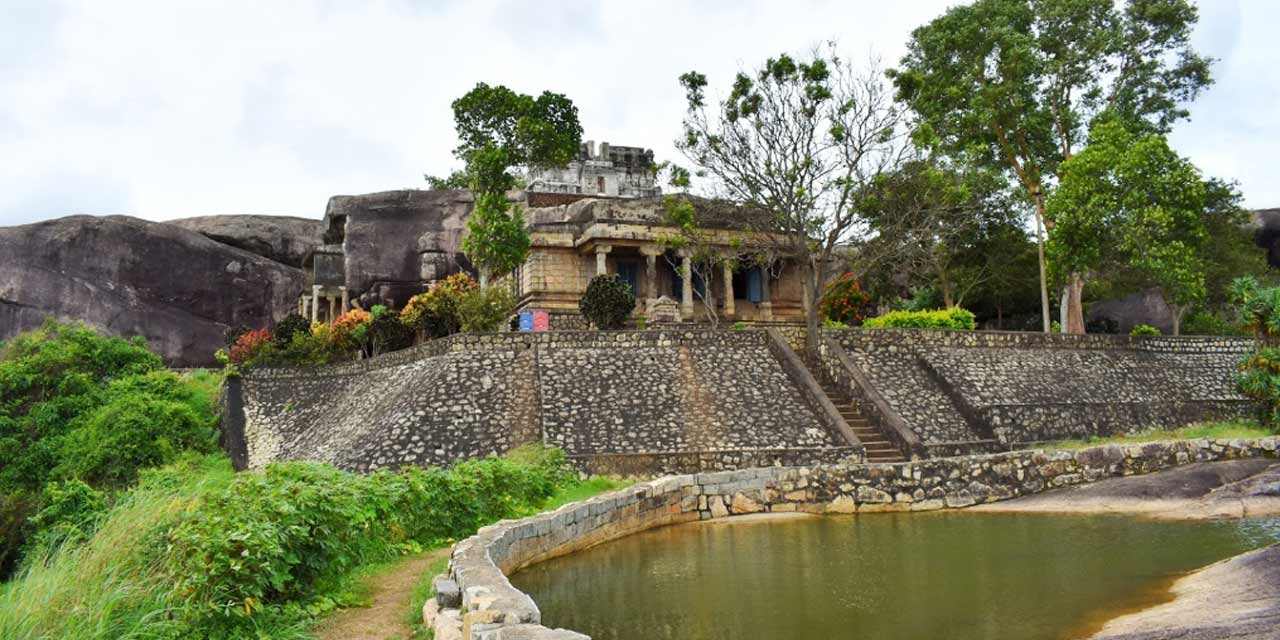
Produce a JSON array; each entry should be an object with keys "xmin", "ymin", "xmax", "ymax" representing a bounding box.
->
[
  {"xmin": 1130, "ymin": 324, "xmax": 1162, "ymax": 336},
  {"xmin": 0, "ymin": 321, "xmax": 217, "ymax": 577},
  {"xmin": 458, "ymin": 286, "xmax": 516, "ymax": 332},
  {"xmin": 1181, "ymin": 310, "xmax": 1244, "ymax": 336},
  {"xmin": 26, "ymin": 479, "xmax": 107, "ymax": 555},
  {"xmin": 54, "ymin": 371, "xmax": 219, "ymax": 488},
  {"xmin": 271, "ymin": 313, "xmax": 311, "ymax": 344},
  {"xmin": 1238, "ymin": 347, "xmax": 1280, "ymax": 429},
  {"xmin": 580, "ymin": 274, "xmax": 636, "ymax": 329},
  {"xmin": 366, "ymin": 305, "xmax": 416, "ymax": 355},
  {"xmin": 863, "ymin": 307, "xmax": 976, "ymax": 330}
]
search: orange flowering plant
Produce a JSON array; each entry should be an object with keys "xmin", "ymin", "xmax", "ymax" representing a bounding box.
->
[{"xmin": 819, "ymin": 272, "xmax": 873, "ymax": 326}]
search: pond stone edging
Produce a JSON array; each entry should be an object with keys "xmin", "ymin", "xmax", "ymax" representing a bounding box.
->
[{"xmin": 433, "ymin": 436, "xmax": 1280, "ymax": 639}]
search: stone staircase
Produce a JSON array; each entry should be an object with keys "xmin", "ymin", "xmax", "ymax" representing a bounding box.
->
[{"xmin": 819, "ymin": 379, "xmax": 906, "ymax": 464}]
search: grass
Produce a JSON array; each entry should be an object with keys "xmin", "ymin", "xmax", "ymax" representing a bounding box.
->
[
  {"xmin": 401, "ymin": 475, "xmax": 628, "ymax": 639},
  {"xmin": 0, "ymin": 455, "xmax": 237, "ymax": 640},
  {"xmin": 1040, "ymin": 420, "xmax": 1274, "ymax": 450}
]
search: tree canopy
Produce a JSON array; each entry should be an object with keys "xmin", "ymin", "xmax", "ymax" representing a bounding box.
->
[{"xmin": 889, "ymin": 0, "xmax": 1213, "ymax": 333}]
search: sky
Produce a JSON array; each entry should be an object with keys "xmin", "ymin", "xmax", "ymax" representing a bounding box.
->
[{"xmin": 0, "ymin": 0, "xmax": 1276, "ymax": 227}]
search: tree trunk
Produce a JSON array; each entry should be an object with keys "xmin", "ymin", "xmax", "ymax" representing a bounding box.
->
[
  {"xmin": 1173, "ymin": 304, "xmax": 1188, "ymax": 336},
  {"xmin": 1032, "ymin": 204, "xmax": 1052, "ymax": 334},
  {"xmin": 801, "ymin": 262, "xmax": 820, "ymax": 360},
  {"xmin": 479, "ymin": 271, "xmax": 489, "ymax": 288},
  {"xmin": 1065, "ymin": 272, "xmax": 1086, "ymax": 335}
]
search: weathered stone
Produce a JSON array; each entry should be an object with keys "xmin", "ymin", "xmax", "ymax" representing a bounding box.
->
[
  {"xmin": 169, "ymin": 214, "xmax": 322, "ymax": 268},
  {"xmin": 730, "ymin": 492, "xmax": 764, "ymax": 514},
  {"xmin": 827, "ymin": 494, "xmax": 858, "ymax": 514},
  {"xmin": 0, "ymin": 215, "xmax": 301, "ymax": 366},
  {"xmin": 434, "ymin": 576, "xmax": 461, "ymax": 608}
]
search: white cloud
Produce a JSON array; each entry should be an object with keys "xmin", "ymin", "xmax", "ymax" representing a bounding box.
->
[{"xmin": 0, "ymin": 0, "xmax": 1275, "ymax": 227}]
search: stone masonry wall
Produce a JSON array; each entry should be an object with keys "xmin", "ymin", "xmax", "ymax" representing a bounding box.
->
[
  {"xmin": 435, "ymin": 436, "xmax": 1279, "ymax": 639},
  {"xmin": 237, "ymin": 330, "xmax": 857, "ymax": 474},
  {"xmin": 829, "ymin": 329, "xmax": 1253, "ymax": 452}
]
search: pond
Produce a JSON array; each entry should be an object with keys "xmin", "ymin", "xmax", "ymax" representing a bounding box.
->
[{"xmin": 511, "ymin": 512, "xmax": 1280, "ymax": 640}]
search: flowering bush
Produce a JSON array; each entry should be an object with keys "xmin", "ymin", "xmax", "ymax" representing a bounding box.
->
[
  {"xmin": 228, "ymin": 329, "xmax": 272, "ymax": 364},
  {"xmin": 819, "ymin": 273, "xmax": 873, "ymax": 325},
  {"xmin": 400, "ymin": 273, "xmax": 478, "ymax": 338},
  {"xmin": 327, "ymin": 309, "xmax": 371, "ymax": 353}
]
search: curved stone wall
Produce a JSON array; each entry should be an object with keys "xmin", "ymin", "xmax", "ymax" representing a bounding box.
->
[{"xmin": 433, "ymin": 437, "xmax": 1279, "ymax": 639}]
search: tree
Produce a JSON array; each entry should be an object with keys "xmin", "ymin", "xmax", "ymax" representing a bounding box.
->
[
  {"xmin": 445, "ymin": 83, "xmax": 584, "ymax": 284},
  {"xmin": 1047, "ymin": 119, "xmax": 1209, "ymax": 335},
  {"xmin": 677, "ymin": 48, "xmax": 914, "ymax": 355},
  {"xmin": 861, "ymin": 160, "xmax": 1019, "ymax": 308},
  {"xmin": 890, "ymin": 0, "xmax": 1213, "ymax": 333}
]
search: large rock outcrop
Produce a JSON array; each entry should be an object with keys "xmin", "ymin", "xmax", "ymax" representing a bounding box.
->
[
  {"xmin": 321, "ymin": 190, "xmax": 473, "ymax": 309},
  {"xmin": 168, "ymin": 214, "xmax": 323, "ymax": 268},
  {"xmin": 0, "ymin": 215, "xmax": 302, "ymax": 366}
]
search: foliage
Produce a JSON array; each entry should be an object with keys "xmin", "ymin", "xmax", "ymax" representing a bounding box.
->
[
  {"xmin": 462, "ymin": 192, "xmax": 531, "ymax": 283},
  {"xmin": 0, "ymin": 447, "xmax": 578, "ymax": 640},
  {"xmin": 678, "ymin": 45, "xmax": 913, "ymax": 353},
  {"xmin": 327, "ymin": 309, "xmax": 372, "ymax": 353},
  {"xmin": 1130, "ymin": 324, "xmax": 1161, "ymax": 337},
  {"xmin": 1230, "ymin": 276, "xmax": 1280, "ymax": 339},
  {"xmin": 25, "ymin": 479, "xmax": 107, "ymax": 556},
  {"xmin": 272, "ymin": 313, "xmax": 312, "ymax": 345},
  {"xmin": 1047, "ymin": 119, "xmax": 1209, "ymax": 334},
  {"xmin": 446, "ymin": 83, "xmax": 582, "ymax": 282},
  {"xmin": 863, "ymin": 307, "xmax": 976, "ymax": 330},
  {"xmin": 400, "ymin": 273, "xmax": 478, "ymax": 339},
  {"xmin": 580, "ymin": 275, "xmax": 636, "ymax": 330},
  {"xmin": 53, "ymin": 370, "xmax": 220, "ymax": 488},
  {"xmin": 1237, "ymin": 347, "xmax": 1280, "ymax": 429},
  {"xmin": 457, "ymin": 285, "xmax": 516, "ymax": 333},
  {"xmin": 0, "ymin": 321, "xmax": 219, "ymax": 578},
  {"xmin": 890, "ymin": 0, "xmax": 1214, "ymax": 333},
  {"xmin": 1181, "ymin": 309, "xmax": 1244, "ymax": 337},
  {"xmin": 366, "ymin": 305, "xmax": 415, "ymax": 356},
  {"xmin": 819, "ymin": 273, "xmax": 873, "ymax": 325},
  {"xmin": 423, "ymin": 169, "xmax": 470, "ymax": 190},
  {"xmin": 228, "ymin": 328, "xmax": 273, "ymax": 365}
]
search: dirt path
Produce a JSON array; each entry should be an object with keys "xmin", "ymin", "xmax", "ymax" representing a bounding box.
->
[{"xmin": 313, "ymin": 548, "xmax": 450, "ymax": 640}]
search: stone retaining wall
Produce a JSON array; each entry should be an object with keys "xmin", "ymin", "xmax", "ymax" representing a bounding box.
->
[
  {"xmin": 827, "ymin": 329, "xmax": 1253, "ymax": 451},
  {"xmin": 434, "ymin": 436, "xmax": 1279, "ymax": 639},
  {"xmin": 235, "ymin": 329, "xmax": 858, "ymax": 473}
]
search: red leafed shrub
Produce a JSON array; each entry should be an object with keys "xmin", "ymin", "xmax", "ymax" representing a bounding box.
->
[
  {"xmin": 229, "ymin": 328, "xmax": 272, "ymax": 364},
  {"xmin": 819, "ymin": 273, "xmax": 873, "ymax": 325}
]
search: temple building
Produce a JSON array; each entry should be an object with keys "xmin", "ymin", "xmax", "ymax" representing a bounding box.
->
[
  {"xmin": 298, "ymin": 139, "xmax": 805, "ymax": 327},
  {"xmin": 514, "ymin": 196, "xmax": 805, "ymax": 328}
]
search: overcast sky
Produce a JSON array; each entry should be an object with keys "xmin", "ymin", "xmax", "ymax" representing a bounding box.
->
[{"xmin": 0, "ymin": 0, "xmax": 1275, "ymax": 227}]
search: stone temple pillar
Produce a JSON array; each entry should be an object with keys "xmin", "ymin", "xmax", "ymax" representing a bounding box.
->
[
  {"xmin": 339, "ymin": 286, "xmax": 349, "ymax": 313},
  {"xmin": 680, "ymin": 253, "xmax": 694, "ymax": 319},
  {"xmin": 328, "ymin": 295, "xmax": 337, "ymax": 323},
  {"xmin": 641, "ymin": 244, "xmax": 662, "ymax": 300},
  {"xmin": 311, "ymin": 285, "xmax": 322, "ymax": 323},
  {"xmin": 301, "ymin": 295, "xmax": 310, "ymax": 318},
  {"xmin": 595, "ymin": 245, "xmax": 612, "ymax": 277},
  {"xmin": 722, "ymin": 261, "xmax": 736, "ymax": 318}
]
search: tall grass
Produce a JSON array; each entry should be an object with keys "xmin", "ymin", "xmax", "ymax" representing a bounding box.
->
[{"xmin": 0, "ymin": 455, "xmax": 236, "ymax": 640}]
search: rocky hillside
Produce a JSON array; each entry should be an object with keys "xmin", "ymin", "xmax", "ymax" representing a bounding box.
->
[
  {"xmin": 169, "ymin": 214, "xmax": 323, "ymax": 268},
  {"xmin": 0, "ymin": 215, "xmax": 308, "ymax": 366}
]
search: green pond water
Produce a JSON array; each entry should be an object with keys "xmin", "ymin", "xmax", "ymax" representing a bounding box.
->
[{"xmin": 510, "ymin": 513, "xmax": 1280, "ymax": 640}]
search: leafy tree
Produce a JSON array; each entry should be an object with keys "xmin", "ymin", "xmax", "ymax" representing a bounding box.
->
[
  {"xmin": 890, "ymin": 0, "xmax": 1214, "ymax": 333},
  {"xmin": 444, "ymin": 83, "xmax": 583, "ymax": 285},
  {"xmin": 677, "ymin": 47, "xmax": 915, "ymax": 355},
  {"xmin": 1047, "ymin": 119, "xmax": 1209, "ymax": 334}
]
